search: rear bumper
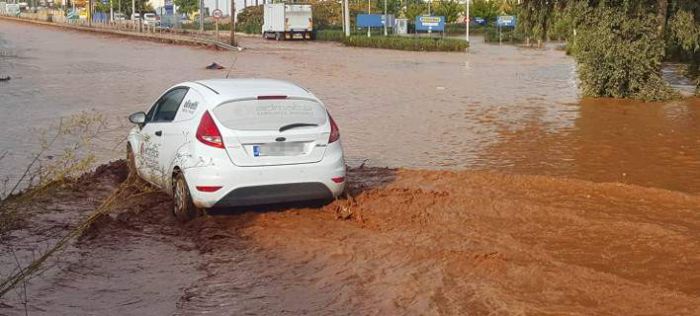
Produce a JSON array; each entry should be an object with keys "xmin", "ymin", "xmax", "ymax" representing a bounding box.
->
[
  {"xmin": 213, "ymin": 182, "xmax": 332, "ymax": 207},
  {"xmin": 183, "ymin": 143, "xmax": 345, "ymax": 208}
]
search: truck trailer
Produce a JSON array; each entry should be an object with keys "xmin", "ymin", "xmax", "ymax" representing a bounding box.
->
[{"xmin": 262, "ymin": 3, "xmax": 313, "ymax": 40}]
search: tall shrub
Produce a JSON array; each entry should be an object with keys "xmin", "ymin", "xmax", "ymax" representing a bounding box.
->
[{"xmin": 573, "ymin": 6, "xmax": 676, "ymax": 100}]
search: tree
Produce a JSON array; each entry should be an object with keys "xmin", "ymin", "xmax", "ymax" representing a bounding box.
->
[
  {"xmin": 471, "ymin": 0, "xmax": 499, "ymax": 22},
  {"xmin": 404, "ymin": 1, "xmax": 427, "ymax": 21},
  {"xmin": 434, "ymin": 0, "xmax": 463, "ymax": 23},
  {"xmin": 573, "ymin": 5, "xmax": 676, "ymax": 100},
  {"xmin": 174, "ymin": 0, "xmax": 198, "ymax": 17},
  {"xmin": 308, "ymin": 0, "xmax": 343, "ymax": 28},
  {"xmin": 515, "ymin": 0, "xmax": 700, "ymax": 99},
  {"xmin": 518, "ymin": 0, "xmax": 554, "ymax": 46}
]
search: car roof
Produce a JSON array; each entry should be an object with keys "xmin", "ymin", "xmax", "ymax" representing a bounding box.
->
[{"xmin": 192, "ymin": 79, "xmax": 315, "ymax": 101}]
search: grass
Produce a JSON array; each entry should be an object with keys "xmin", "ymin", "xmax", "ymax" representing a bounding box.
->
[
  {"xmin": 316, "ymin": 29, "xmax": 468, "ymax": 52},
  {"xmin": 315, "ymin": 29, "xmax": 345, "ymax": 42},
  {"xmin": 342, "ymin": 35, "xmax": 468, "ymax": 52}
]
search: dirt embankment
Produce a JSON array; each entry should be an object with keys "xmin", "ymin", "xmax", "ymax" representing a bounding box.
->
[{"xmin": 2, "ymin": 162, "xmax": 699, "ymax": 315}]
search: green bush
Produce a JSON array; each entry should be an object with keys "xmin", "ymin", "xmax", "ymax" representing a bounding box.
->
[
  {"xmin": 238, "ymin": 22, "xmax": 262, "ymax": 34},
  {"xmin": 315, "ymin": 29, "xmax": 345, "ymax": 42},
  {"xmin": 572, "ymin": 6, "xmax": 677, "ymax": 101},
  {"xmin": 237, "ymin": 5, "xmax": 263, "ymax": 34},
  {"xmin": 342, "ymin": 36, "xmax": 468, "ymax": 52},
  {"xmin": 444, "ymin": 23, "xmax": 487, "ymax": 36}
]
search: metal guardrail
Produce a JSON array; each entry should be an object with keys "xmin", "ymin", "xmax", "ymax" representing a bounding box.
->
[{"xmin": 0, "ymin": 12, "xmax": 243, "ymax": 51}]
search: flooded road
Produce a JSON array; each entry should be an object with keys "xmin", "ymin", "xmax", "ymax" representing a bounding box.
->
[
  {"xmin": 3, "ymin": 162, "xmax": 699, "ymax": 315},
  {"xmin": 1, "ymin": 19, "xmax": 700, "ymax": 315},
  {"xmin": 3, "ymin": 19, "xmax": 698, "ymax": 193}
]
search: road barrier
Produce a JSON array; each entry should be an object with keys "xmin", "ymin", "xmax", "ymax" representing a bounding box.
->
[{"xmin": 0, "ymin": 12, "xmax": 242, "ymax": 51}]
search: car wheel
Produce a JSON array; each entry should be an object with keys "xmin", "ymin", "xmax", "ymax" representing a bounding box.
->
[
  {"xmin": 275, "ymin": 32, "xmax": 282, "ymax": 41},
  {"xmin": 172, "ymin": 172, "xmax": 201, "ymax": 222},
  {"xmin": 127, "ymin": 144, "xmax": 137, "ymax": 178}
]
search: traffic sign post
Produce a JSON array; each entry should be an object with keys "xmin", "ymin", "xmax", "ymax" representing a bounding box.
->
[{"xmin": 212, "ymin": 9, "xmax": 223, "ymax": 41}]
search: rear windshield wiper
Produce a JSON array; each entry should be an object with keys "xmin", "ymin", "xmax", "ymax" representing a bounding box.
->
[{"xmin": 279, "ymin": 123, "xmax": 318, "ymax": 132}]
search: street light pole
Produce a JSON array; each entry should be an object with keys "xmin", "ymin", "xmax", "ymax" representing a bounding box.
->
[
  {"xmin": 465, "ymin": 0, "xmax": 469, "ymax": 43},
  {"xmin": 367, "ymin": 0, "xmax": 370, "ymax": 37},
  {"xmin": 383, "ymin": 0, "xmax": 387, "ymax": 36},
  {"xmin": 343, "ymin": 0, "xmax": 350, "ymax": 37}
]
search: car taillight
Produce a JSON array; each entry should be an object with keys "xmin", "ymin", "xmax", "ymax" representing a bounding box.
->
[
  {"xmin": 196, "ymin": 111, "xmax": 224, "ymax": 149},
  {"xmin": 196, "ymin": 186, "xmax": 222, "ymax": 192},
  {"xmin": 328, "ymin": 112, "xmax": 340, "ymax": 143}
]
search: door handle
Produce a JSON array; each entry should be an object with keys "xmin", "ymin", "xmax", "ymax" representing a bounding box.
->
[{"xmin": 155, "ymin": 131, "xmax": 162, "ymax": 136}]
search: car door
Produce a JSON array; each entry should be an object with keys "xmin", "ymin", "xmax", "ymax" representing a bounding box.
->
[
  {"xmin": 157, "ymin": 88, "xmax": 204, "ymax": 190},
  {"xmin": 138, "ymin": 87, "xmax": 189, "ymax": 187}
]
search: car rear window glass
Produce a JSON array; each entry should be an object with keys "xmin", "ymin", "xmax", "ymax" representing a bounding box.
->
[{"xmin": 213, "ymin": 99, "xmax": 327, "ymax": 131}]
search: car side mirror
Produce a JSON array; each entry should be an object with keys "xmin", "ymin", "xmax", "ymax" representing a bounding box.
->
[{"xmin": 129, "ymin": 112, "xmax": 146, "ymax": 125}]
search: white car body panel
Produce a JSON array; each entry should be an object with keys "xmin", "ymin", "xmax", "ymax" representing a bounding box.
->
[{"xmin": 127, "ymin": 79, "xmax": 345, "ymax": 209}]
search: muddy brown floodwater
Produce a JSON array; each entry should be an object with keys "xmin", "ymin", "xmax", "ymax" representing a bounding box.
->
[
  {"xmin": 1, "ymin": 19, "xmax": 699, "ymax": 315},
  {"xmin": 2, "ymin": 162, "xmax": 699, "ymax": 315}
]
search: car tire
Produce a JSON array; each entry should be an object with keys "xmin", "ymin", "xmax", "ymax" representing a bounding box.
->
[
  {"xmin": 275, "ymin": 32, "xmax": 282, "ymax": 41},
  {"xmin": 127, "ymin": 144, "xmax": 137, "ymax": 178},
  {"xmin": 172, "ymin": 172, "xmax": 201, "ymax": 222}
]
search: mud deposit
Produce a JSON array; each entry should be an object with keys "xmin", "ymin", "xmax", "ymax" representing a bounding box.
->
[{"xmin": 2, "ymin": 162, "xmax": 698, "ymax": 315}]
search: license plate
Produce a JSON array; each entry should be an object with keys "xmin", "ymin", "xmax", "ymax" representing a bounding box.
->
[{"xmin": 253, "ymin": 143, "xmax": 305, "ymax": 157}]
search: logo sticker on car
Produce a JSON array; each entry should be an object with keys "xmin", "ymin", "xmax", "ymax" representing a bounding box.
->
[{"xmin": 182, "ymin": 100, "xmax": 199, "ymax": 114}]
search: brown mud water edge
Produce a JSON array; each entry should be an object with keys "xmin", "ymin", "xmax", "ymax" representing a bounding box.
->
[
  {"xmin": 0, "ymin": 16, "xmax": 240, "ymax": 51},
  {"xmin": 1, "ymin": 161, "xmax": 699, "ymax": 314}
]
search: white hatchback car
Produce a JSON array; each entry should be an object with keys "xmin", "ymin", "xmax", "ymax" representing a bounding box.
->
[{"xmin": 127, "ymin": 79, "xmax": 346, "ymax": 220}]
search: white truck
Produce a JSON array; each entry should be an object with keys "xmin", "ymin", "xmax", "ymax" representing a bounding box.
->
[{"xmin": 262, "ymin": 3, "xmax": 313, "ymax": 40}]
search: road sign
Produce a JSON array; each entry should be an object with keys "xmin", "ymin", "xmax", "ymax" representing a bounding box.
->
[
  {"xmin": 415, "ymin": 16, "xmax": 445, "ymax": 32},
  {"xmin": 357, "ymin": 14, "xmax": 383, "ymax": 28},
  {"xmin": 497, "ymin": 15, "xmax": 516, "ymax": 28},
  {"xmin": 212, "ymin": 9, "xmax": 223, "ymax": 20}
]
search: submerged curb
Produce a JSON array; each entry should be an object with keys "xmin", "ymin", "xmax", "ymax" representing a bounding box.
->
[{"xmin": 0, "ymin": 15, "xmax": 243, "ymax": 51}]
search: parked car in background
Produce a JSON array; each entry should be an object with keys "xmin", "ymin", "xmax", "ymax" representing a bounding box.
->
[
  {"xmin": 131, "ymin": 13, "xmax": 140, "ymax": 21},
  {"xmin": 126, "ymin": 79, "xmax": 346, "ymax": 221},
  {"xmin": 113, "ymin": 12, "xmax": 126, "ymax": 21},
  {"xmin": 143, "ymin": 13, "xmax": 159, "ymax": 26}
]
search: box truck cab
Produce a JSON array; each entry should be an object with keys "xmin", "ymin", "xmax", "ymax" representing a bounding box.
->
[{"xmin": 263, "ymin": 3, "xmax": 313, "ymax": 40}]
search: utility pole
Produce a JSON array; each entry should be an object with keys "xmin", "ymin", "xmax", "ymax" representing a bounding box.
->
[
  {"xmin": 230, "ymin": 0, "xmax": 236, "ymax": 46},
  {"xmin": 88, "ymin": 0, "xmax": 92, "ymax": 26},
  {"xmin": 131, "ymin": 0, "xmax": 134, "ymax": 25},
  {"xmin": 343, "ymin": 0, "xmax": 350, "ymax": 37},
  {"xmin": 200, "ymin": 0, "xmax": 205, "ymax": 32},
  {"xmin": 383, "ymin": 0, "xmax": 387, "ymax": 36},
  {"xmin": 110, "ymin": 0, "xmax": 114, "ymax": 21},
  {"xmin": 465, "ymin": 0, "xmax": 469, "ymax": 44}
]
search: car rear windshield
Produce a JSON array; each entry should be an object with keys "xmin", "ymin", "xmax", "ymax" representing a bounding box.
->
[{"xmin": 212, "ymin": 98, "xmax": 327, "ymax": 131}]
